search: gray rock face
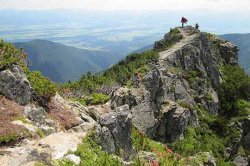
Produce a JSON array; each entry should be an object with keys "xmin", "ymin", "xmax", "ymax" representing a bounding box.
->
[
  {"xmin": 233, "ymin": 155, "xmax": 249, "ymax": 166},
  {"xmin": 0, "ymin": 65, "xmax": 31, "ymax": 105},
  {"xmin": 219, "ymin": 41, "xmax": 238, "ymax": 65},
  {"xmin": 24, "ymin": 107, "xmax": 47, "ymax": 124},
  {"xmin": 160, "ymin": 104, "xmax": 197, "ymax": 142},
  {"xmin": 24, "ymin": 106, "xmax": 58, "ymax": 135},
  {"xmin": 110, "ymin": 27, "xmax": 238, "ymax": 144},
  {"xmin": 131, "ymin": 102, "xmax": 158, "ymax": 137},
  {"xmin": 242, "ymin": 116, "xmax": 250, "ymax": 152},
  {"xmin": 96, "ymin": 105, "xmax": 135, "ymax": 160},
  {"xmin": 111, "ymin": 87, "xmax": 150, "ymax": 109}
]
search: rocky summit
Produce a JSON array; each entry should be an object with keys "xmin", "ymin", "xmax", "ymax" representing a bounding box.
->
[{"xmin": 0, "ymin": 26, "xmax": 249, "ymax": 166}]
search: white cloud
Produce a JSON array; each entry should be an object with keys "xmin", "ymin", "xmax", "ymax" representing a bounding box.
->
[{"xmin": 0, "ymin": 0, "xmax": 249, "ymax": 11}]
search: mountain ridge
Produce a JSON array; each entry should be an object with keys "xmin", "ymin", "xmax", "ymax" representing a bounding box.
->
[
  {"xmin": 0, "ymin": 27, "xmax": 250, "ymax": 166},
  {"xmin": 13, "ymin": 39, "xmax": 119, "ymax": 82}
]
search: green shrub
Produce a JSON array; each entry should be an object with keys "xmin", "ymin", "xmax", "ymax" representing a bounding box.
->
[
  {"xmin": 58, "ymin": 159, "xmax": 75, "ymax": 166},
  {"xmin": 177, "ymin": 100, "xmax": 192, "ymax": 109},
  {"xmin": 62, "ymin": 50, "xmax": 158, "ymax": 94},
  {"xmin": 0, "ymin": 134, "xmax": 19, "ymax": 144},
  {"xmin": 34, "ymin": 161, "xmax": 47, "ymax": 166},
  {"xmin": 27, "ymin": 71, "xmax": 57, "ymax": 98},
  {"xmin": 170, "ymin": 28, "xmax": 181, "ymax": 35},
  {"xmin": 0, "ymin": 39, "xmax": 27, "ymax": 69},
  {"xmin": 235, "ymin": 99, "xmax": 250, "ymax": 117},
  {"xmin": 59, "ymin": 133, "xmax": 122, "ymax": 166},
  {"xmin": 154, "ymin": 28, "xmax": 183, "ymax": 51},
  {"xmin": 87, "ymin": 93, "xmax": 110, "ymax": 105},
  {"xmin": 81, "ymin": 93, "xmax": 110, "ymax": 105},
  {"xmin": 69, "ymin": 97, "xmax": 87, "ymax": 105},
  {"xmin": 36, "ymin": 128, "xmax": 45, "ymax": 138},
  {"xmin": 132, "ymin": 128, "xmax": 177, "ymax": 165},
  {"xmin": 218, "ymin": 65, "xmax": 250, "ymax": 116},
  {"xmin": 172, "ymin": 105, "xmax": 241, "ymax": 165},
  {"xmin": 17, "ymin": 116, "xmax": 32, "ymax": 124}
]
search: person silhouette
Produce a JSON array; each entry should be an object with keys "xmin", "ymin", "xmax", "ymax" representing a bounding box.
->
[
  {"xmin": 181, "ymin": 17, "xmax": 188, "ymax": 27},
  {"xmin": 195, "ymin": 23, "xmax": 199, "ymax": 29}
]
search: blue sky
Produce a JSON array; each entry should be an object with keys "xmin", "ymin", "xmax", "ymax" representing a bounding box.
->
[{"xmin": 0, "ymin": 0, "xmax": 249, "ymax": 12}]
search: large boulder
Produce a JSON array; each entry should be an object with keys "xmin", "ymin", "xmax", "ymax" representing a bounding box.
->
[
  {"xmin": 24, "ymin": 106, "xmax": 47, "ymax": 125},
  {"xmin": 156, "ymin": 101, "xmax": 198, "ymax": 142},
  {"xmin": 0, "ymin": 65, "xmax": 31, "ymax": 105},
  {"xmin": 111, "ymin": 87, "xmax": 150, "ymax": 109},
  {"xmin": 131, "ymin": 102, "xmax": 158, "ymax": 138},
  {"xmin": 96, "ymin": 105, "xmax": 135, "ymax": 160}
]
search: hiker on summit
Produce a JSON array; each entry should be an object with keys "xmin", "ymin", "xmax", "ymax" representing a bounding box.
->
[
  {"xmin": 195, "ymin": 23, "xmax": 199, "ymax": 30},
  {"xmin": 181, "ymin": 17, "xmax": 188, "ymax": 27}
]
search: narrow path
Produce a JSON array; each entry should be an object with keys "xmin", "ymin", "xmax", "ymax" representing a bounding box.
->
[{"xmin": 159, "ymin": 27, "xmax": 198, "ymax": 62}]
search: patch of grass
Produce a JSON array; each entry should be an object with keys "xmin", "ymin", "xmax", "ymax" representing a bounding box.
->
[
  {"xmin": 185, "ymin": 70, "xmax": 204, "ymax": 85},
  {"xmin": 0, "ymin": 123, "xmax": 28, "ymax": 144},
  {"xmin": 0, "ymin": 133, "xmax": 19, "ymax": 144},
  {"xmin": 82, "ymin": 93, "xmax": 110, "ymax": 105},
  {"xmin": 204, "ymin": 93, "xmax": 213, "ymax": 101},
  {"xmin": 17, "ymin": 116, "xmax": 33, "ymax": 124},
  {"xmin": 132, "ymin": 128, "xmax": 178, "ymax": 165},
  {"xmin": 170, "ymin": 28, "xmax": 181, "ymax": 35},
  {"xmin": 34, "ymin": 161, "xmax": 47, "ymax": 166},
  {"xmin": 58, "ymin": 159, "xmax": 75, "ymax": 166},
  {"xmin": 154, "ymin": 28, "xmax": 183, "ymax": 51},
  {"xmin": 59, "ymin": 133, "xmax": 122, "ymax": 166},
  {"xmin": 168, "ymin": 67, "xmax": 185, "ymax": 75},
  {"xmin": 36, "ymin": 128, "xmax": 45, "ymax": 138},
  {"xmin": 177, "ymin": 100, "xmax": 192, "ymax": 109},
  {"xmin": 69, "ymin": 97, "xmax": 86, "ymax": 106}
]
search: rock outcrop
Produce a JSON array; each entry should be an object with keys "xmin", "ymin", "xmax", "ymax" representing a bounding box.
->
[
  {"xmin": 0, "ymin": 65, "xmax": 31, "ymax": 105},
  {"xmin": 96, "ymin": 105, "xmax": 135, "ymax": 160},
  {"xmin": 110, "ymin": 26, "xmax": 238, "ymax": 144}
]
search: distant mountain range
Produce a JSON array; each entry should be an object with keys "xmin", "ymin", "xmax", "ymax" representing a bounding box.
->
[
  {"xmin": 220, "ymin": 34, "xmax": 250, "ymax": 75},
  {"xmin": 14, "ymin": 40, "xmax": 119, "ymax": 82}
]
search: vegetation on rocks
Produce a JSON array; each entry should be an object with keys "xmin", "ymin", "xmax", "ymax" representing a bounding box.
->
[
  {"xmin": 0, "ymin": 39, "xmax": 26, "ymax": 70},
  {"xmin": 132, "ymin": 128, "xmax": 178, "ymax": 165},
  {"xmin": 0, "ymin": 96, "xmax": 29, "ymax": 145},
  {"xmin": 154, "ymin": 28, "xmax": 183, "ymax": 51},
  {"xmin": 27, "ymin": 71, "xmax": 57, "ymax": 98},
  {"xmin": 59, "ymin": 133, "xmax": 122, "ymax": 166},
  {"xmin": 62, "ymin": 50, "xmax": 158, "ymax": 96},
  {"xmin": 0, "ymin": 39, "xmax": 57, "ymax": 99},
  {"xmin": 0, "ymin": 123, "xmax": 28, "ymax": 144},
  {"xmin": 218, "ymin": 65, "xmax": 250, "ymax": 117},
  {"xmin": 81, "ymin": 93, "xmax": 110, "ymax": 105},
  {"xmin": 49, "ymin": 97, "xmax": 79, "ymax": 130}
]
